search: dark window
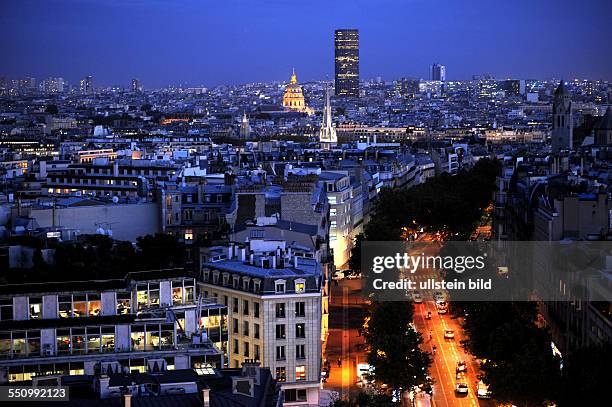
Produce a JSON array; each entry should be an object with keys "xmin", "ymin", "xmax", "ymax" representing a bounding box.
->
[
  {"xmin": 276, "ymin": 324, "xmax": 286, "ymax": 339},
  {"xmin": 295, "ymin": 302, "xmax": 305, "ymax": 317}
]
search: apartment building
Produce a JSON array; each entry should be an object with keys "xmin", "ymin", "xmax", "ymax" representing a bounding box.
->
[
  {"xmin": 0, "ymin": 269, "xmax": 228, "ymax": 384},
  {"xmin": 200, "ymin": 240, "xmax": 322, "ymax": 406}
]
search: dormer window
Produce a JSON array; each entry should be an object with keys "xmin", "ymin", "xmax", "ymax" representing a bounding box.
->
[
  {"xmin": 202, "ymin": 269, "xmax": 210, "ymax": 282},
  {"xmin": 295, "ymin": 279, "xmax": 306, "ymax": 294},
  {"xmin": 243, "ymin": 278, "xmax": 250, "ymax": 292},
  {"xmin": 222, "ymin": 273, "xmax": 230, "ymax": 286},
  {"xmin": 275, "ymin": 280, "xmax": 286, "ymax": 294},
  {"xmin": 213, "ymin": 271, "xmax": 220, "ymax": 285},
  {"xmin": 253, "ymin": 279, "xmax": 261, "ymax": 293},
  {"xmin": 233, "ymin": 276, "xmax": 240, "ymax": 289}
]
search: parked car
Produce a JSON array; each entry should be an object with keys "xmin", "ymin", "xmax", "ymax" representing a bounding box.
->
[{"xmin": 444, "ymin": 329, "xmax": 455, "ymax": 339}]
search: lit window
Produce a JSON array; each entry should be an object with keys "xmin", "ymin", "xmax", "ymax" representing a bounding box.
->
[
  {"xmin": 184, "ymin": 230, "xmax": 193, "ymax": 240},
  {"xmin": 295, "ymin": 365, "xmax": 306, "ymax": 381},
  {"xmin": 295, "ymin": 281, "xmax": 305, "ymax": 293}
]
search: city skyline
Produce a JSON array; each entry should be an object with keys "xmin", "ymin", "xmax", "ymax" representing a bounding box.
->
[{"xmin": 2, "ymin": 0, "xmax": 612, "ymax": 88}]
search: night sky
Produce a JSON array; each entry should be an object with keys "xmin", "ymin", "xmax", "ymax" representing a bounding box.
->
[{"xmin": 2, "ymin": 0, "xmax": 611, "ymax": 87}]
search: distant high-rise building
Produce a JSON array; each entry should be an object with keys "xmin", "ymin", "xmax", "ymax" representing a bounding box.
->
[
  {"xmin": 395, "ymin": 78, "xmax": 421, "ymax": 98},
  {"xmin": 131, "ymin": 78, "xmax": 142, "ymax": 92},
  {"xmin": 552, "ymin": 81, "xmax": 573, "ymax": 152},
  {"xmin": 80, "ymin": 75, "xmax": 93, "ymax": 94},
  {"xmin": 430, "ymin": 63, "xmax": 446, "ymax": 82},
  {"xmin": 40, "ymin": 77, "xmax": 65, "ymax": 93},
  {"xmin": 334, "ymin": 29, "xmax": 359, "ymax": 97},
  {"xmin": 501, "ymin": 79, "xmax": 521, "ymax": 96}
]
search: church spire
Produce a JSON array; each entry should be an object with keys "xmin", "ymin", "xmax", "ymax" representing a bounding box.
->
[
  {"xmin": 290, "ymin": 68, "xmax": 297, "ymax": 84},
  {"xmin": 319, "ymin": 85, "xmax": 337, "ymax": 147}
]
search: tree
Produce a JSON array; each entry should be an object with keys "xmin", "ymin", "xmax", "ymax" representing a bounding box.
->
[
  {"xmin": 329, "ymin": 391, "xmax": 395, "ymax": 407},
  {"xmin": 363, "ymin": 302, "xmax": 431, "ymax": 393},
  {"xmin": 136, "ymin": 233, "xmax": 186, "ymax": 269},
  {"xmin": 459, "ymin": 301, "xmax": 562, "ymax": 406},
  {"xmin": 348, "ymin": 233, "xmax": 364, "ymax": 273},
  {"xmin": 560, "ymin": 345, "xmax": 611, "ymax": 406}
]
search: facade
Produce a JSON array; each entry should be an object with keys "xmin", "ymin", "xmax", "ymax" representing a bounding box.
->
[
  {"xmin": 430, "ymin": 63, "xmax": 446, "ymax": 82},
  {"xmin": 80, "ymin": 75, "xmax": 93, "ymax": 94},
  {"xmin": 551, "ymin": 81, "xmax": 573, "ymax": 152},
  {"xmin": 334, "ymin": 29, "xmax": 359, "ymax": 97},
  {"xmin": 0, "ymin": 269, "xmax": 228, "ymax": 384},
  {"xmin": 200, "ymin": 241, "xmax": 323, "ymax": 406}
]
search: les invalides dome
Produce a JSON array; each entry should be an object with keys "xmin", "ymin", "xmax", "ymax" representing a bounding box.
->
[{"xmin": 282, "ymin": 69, "xmax": 314, "ymax": 115}]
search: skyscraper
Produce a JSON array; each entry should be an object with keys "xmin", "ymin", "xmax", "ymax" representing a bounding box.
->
[
  {"xmin": 131, "ymin": 78, "xmax": 142, "ymax": 92},
  {"xmin": 80, "ymin": 75, "xmax": 93, "ymax": 94},
  {"xmin": 430, "ymin": 63, "xmax": 446, "ymax": 82},
  {"xmin": 334, "ymin": 29, "xmax": 359, "ymax": 97}
]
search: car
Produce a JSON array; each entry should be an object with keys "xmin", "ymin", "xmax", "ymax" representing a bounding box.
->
[
  {"xmin": 455, "ymin": 373, "xmax": 468, "ymax": 395},
  {"xmin": 437, "ymin": 306, "xmax": 447, "ymax": 315},
  {"xmin": 332, "ymin": 271, "xmax": 345, "ymax": 281},
  {"xmin": 476, "ymin": 381, "xmax": 491, "ymax": 399},
  {"xmin": 413, "ymin": 292, "xmax": 423, "ymax": 303},
  {"xmin": 425, "ymin": 311, "xmax": 432, "ymax": 320},
  {"xmin": 433, "ymin": 291, "xmax": 445, "ymax": 302},
  {"xmin": 444, "ymin": 329, "xmax": 455, "ymax": 339},
  {"xmin": 456, "ymin": 361, "xmax": 467, "ymax": 373},
  {"xmin": 455, "ymin": 382, "xmax": 469, "ymax": 395}
]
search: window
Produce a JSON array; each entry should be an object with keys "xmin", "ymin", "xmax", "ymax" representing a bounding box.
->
[
  {"xmin": 243, "ymin": 300, "xmax": 249, "ymax": 316},
  {"xmin": 243, "ymin": 279, "xmax": 249, "ymax": 291},
  {"xmin": 275, "ymin": 281, "xmax": 285, "ymax": 293},
  {"xmin": 29, "ymin": 297, "xmax": 42, "ymax": 319},
  {"xmin": 233, "ymin": 339, "xmax": 239, "ymax": 355},
  {"xmin": 243, "ymin": 321, "xmax": 249, "ymax": 337},
  {"xmin": 254, "ymin": 344, "xmax": 260, "ymax": 360},
  {"xmin": 223, "ymin": 296, "xmax": 228, "ymax": 307},
  {"xmin": 171, "ymin": 281, "xmax": 184, "ymax": 305},
  {"xmin": 295, "ymin": 302, "xmax": 305, "ymax": 317},
  {"xmin": 295, "ymin": 365, "xmax": 306, "ymax": 381},
  {"xmin": 295, "ymin": 281, "xmax": 305, "ymax": 294},
  {"xmin": 117, "ymin": 292, "xmax": 131, "ymax": 315},
  {"xmin": 0, "ymin": 299, "xmax": 12, "ymax": 321},
  {"xmin": 254, "ymin": 302, "xmax": 260, "ymax": 318},
  {"xmin": 233, "ymin": 276, "xmax": 239, "ymax": 289},
  {"xmin": 87, "ymin": 294, "xmax": 101, "ymax": 317},
  {"xmin": 254, "ymin": 323, "xmax": 260, "ymax": 339},
  {"xmin": 296, "ymin": 344, "xmax": 305, "ymax": 359},
  {"xmin": 233, "ymin": 318, "xmax": 239, "ymax": 335},
  {"xmin": 148, "ymin": 283, "xmax": 160, "ymax": 307},
  {"xmin": 243, "ymin": 342, "xmax": 249, "ymax": 357},
  {"xmin": 276, "ymin": 324, "xmax": 286, "ymax": 340},
  {"xmin": 184, "ymin": 229, "xmax": 193, "ymax": 241},
  {"xmin": 285, "ymin": 389, "xmax": 307, "ymax": 402},
  {"xmin": 275, "ymin": 345, "xmax": 286, "ymax": 360},
  {"xmin": 275, "ymin": 303, "xmax": 286, "ymax": 318},
  {"xmin": 296, "ymin": 323, "xmax": 306, "ymax": 338},
  {"xmin": 253, "ymin": 280, "xmax": 261, "ymax": 292},
  {"xmin": 233, "ymin": 298, "xmax": 239, "ymax": 313},
  {"xmin": 275, "ymin": 366, "xmax": 286, "ymax": 382}
]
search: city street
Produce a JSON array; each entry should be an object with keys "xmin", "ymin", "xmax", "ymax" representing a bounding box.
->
[
  {"xmin": 413, "ymin": 301, "xmax": 494, "ymax": 407},
  {"xmin": 323, "ymin": 278, "xmax": 368, "ymax": 400}
]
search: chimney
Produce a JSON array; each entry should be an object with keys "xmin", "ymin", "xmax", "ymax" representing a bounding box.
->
[
  {"xmin": 201, "ymin": 387, "xmax": 210, "ymax": 407},
  {"xmin": 294, "ymin": 255, "xmax": 299, "ymax": 269},
  {"xmin": 249, "ymin": 253, "xmax": 254, "ymax": 265},
  {"xmin": 241, "ymin": 247, "xmax": 247, "ymax": 262},
  {"xmin": 123, "ymin": 393, "xmax": 131, "ymax": 407},
  {"xmin": 228, "ymin": 243, "xmax": 234, "ymax": 260},
  {"xmin": 271, "ymin": 255, "xmax": 276, "ymax": 269}
]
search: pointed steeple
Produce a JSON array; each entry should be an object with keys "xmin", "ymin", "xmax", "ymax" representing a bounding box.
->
[
  {"xmin": 319, "ymin": 85, "xmax": 337, "ymax": 146},
  {"xmin": 290, "ymin": 68, "xmax": 297, "ymax": 84}
]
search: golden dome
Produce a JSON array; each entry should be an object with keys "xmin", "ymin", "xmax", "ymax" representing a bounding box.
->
[{"xmin": 283, "ymin": 68, "xmax": 310, "ymax": 114}]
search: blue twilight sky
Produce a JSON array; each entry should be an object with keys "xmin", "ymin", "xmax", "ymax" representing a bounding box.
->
[{"xmin": 1, "ymin": 0, "xmax": 611, "ymax": 88}]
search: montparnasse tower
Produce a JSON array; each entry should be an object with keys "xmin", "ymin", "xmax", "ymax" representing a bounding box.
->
[{"xmin": 282, "ymin": 69, "xmax": 313, "ymax": 115}]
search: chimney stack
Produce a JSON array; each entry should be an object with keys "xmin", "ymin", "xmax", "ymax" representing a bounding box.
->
[
  {"xmin": 123, "ymin": 394, "xmax": 131, "ymax": 407},
  {"xmin": 201, "ymin": 387, "xmax": 210, "ymax": 407}
]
